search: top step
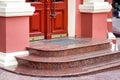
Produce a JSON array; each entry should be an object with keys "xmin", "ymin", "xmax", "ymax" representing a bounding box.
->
[{"xmin": 27, "ymin": 38, "xmax": 111, "ymax": 57}]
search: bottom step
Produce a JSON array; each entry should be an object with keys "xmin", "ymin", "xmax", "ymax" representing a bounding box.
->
[{"xmin": 2, "ymin": 58, "xmax": 120, "ymax": 77}]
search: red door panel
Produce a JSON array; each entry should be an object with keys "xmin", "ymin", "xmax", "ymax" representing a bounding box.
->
[
  {"xmin": 30, "ymin": 12, "xmax": 41, "ymax": 33},
  {"xmin": 29, "ymin": 1, "xmax": 45, "ymax": 38},
  {"xmin": 51, "ymin": 10, "xmax": 64, "ymax": 33},
  {"xmin": 46, "ymin": 0, "xmax": 68, "ymax": 39},
  {"xmin": 28, "ymin": 0, "xmax": 68, "ymax": 39}
]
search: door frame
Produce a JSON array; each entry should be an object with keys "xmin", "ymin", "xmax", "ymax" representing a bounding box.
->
[
  {"xmin": 45, "ymin": 0, "xmax": 68, "ymax": 39},
  {"xmin": 68, "ymin": 0, "xmax": 76, "ymax": 37},
  {"xmin": 28, "ymin": 0, "xmax": 76, "ymax": 39}
]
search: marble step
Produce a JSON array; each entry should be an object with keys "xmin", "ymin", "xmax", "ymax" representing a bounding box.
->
[
  {"xmin": 3, "ymin": 56, "xmax": 120, "ymax": 77},
  {"xmin": 1, "ymin": 38, "xmax": 117, "ymax": 77},
  {"xmin": 27, "ymin": 39, "xmax": 111, "ymax": 57},
  {"xmin": 16, "ymin": 49, "xmax": 120, "ymax": 70}
]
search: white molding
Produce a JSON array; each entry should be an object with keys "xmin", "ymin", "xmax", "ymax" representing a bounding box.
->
[
  {"xmin": 68, "ymin": 0, "xmax": 76, "ymax": 37},
  {"xmin": 111, "ymin": 42, "xmax": 118, "ymax": 51},
  {"xmin": 108, "ymin": 32, "xmax": 117, "ymax": 51},
  {"xmin": 0, "ymin": 0, "xmax": 35, "ymax": 17},
  {"xmin": 0, "ymin": 0, "xmax": 25, "ymax": 2},
  {"xmin": 107, "ymin": 18, "xmax": 112, "ymax": 22},
  {"xmin": 84, "ymin": 0, "xmax": 104, "ymax": 3},
  {"xmin": 79, "ymin": 2, "xmax": 112, "ymax": 13},
  {"xmin": 108, "ymin": 32, "xmax": 116, "ymax": 40},
  {"xmin": 0, "ymin": 51, "xmax": 29, "ymax": 67}
]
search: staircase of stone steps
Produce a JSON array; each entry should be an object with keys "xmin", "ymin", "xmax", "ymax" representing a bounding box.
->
[{"xmin": 3, "ymin": 38, "xmax": 120, "ymax": 77}]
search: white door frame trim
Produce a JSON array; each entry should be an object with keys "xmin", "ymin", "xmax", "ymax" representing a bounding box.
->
[{"xmin": 68, "ymin": 0, "xmax": 76, "ymax": 37}]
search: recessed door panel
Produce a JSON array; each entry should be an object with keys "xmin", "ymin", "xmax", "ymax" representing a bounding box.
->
[
  {"xmin": 29, "ymin": 1, "xmax": 45, "ymax": 38},
  {"xmin": 51, "ymin": 10, "xmax": 64, "ymax": 33},
  {"xmin": 46, "ymin": 0, "xmax": 68, "ymax": 39},
  {"xmin": 28, "ymin": 0, "xmax": 68, "ymax": 39},
  {"xmin": 30, "ymin": 11, "xmax": 41, "ymax": 33}
]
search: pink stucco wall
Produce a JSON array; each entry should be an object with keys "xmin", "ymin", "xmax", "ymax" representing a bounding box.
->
[
  {"xmin": 81, "ymin": 13, "xmax": 107, "ymax": 39},
  {"xmin": 0, "ymin": 17, "xmax": 6, "ymax": 52},
  {"xmin": 107, "ymin": 0, "xmax": 112, "ymax": 32},
  {"xmin": 0, "ymin": 17, "xmax": 29, "ymax": 53},
  {"xmin": 92, "ymin": 13, "xmax": 108, "ymax": 39},
  {"xmin": 75, "ymin": 0, "xmax": 82, "ymax": 38},
  {"xmin": 75, "ymin": 0, "xmax": 109, "ymax": 39}
]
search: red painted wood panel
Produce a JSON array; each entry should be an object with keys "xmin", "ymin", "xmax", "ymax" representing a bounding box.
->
[
  {"xmin": 30, "ymin": 1, "xmax": 45, "ymax": 37},
  {"xmin": 46, "ymin": 0, "xmax": 68, "ymax": 39},
  {"xmin": 27, "ymin": 0, "xmax": 68, "ymax": 39},
  {"xmin": 51, "ymin": 10, "xmax": 64, "ymax": 33}
]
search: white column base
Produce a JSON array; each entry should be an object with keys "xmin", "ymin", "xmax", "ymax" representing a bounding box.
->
[
  {"xmin": 107, "ymin": 18, "xmax": 112, "ymax": 22},
  {"xmin": 0, "ymin": 51, "xmax": 29, "ymax": 67},
  {"xmin": 111, "ymin": 42, "xmax": 118, "ymax": 51},
  {"xmin": 0, "ymin": 0, "xmax": 35, "ymax": 17},
  {"xmin": 108, "ymin": 32, "xmax": 116, "ymax": 40},
  {"xmin": 108, "ymin": 32, "xmax": 117, "ymax": 44},
  {"xmin": 79, "ymin": 2, "xmax": 112, "ymax": 13}
]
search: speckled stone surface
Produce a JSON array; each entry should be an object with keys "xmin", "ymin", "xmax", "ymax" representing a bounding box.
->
[
  {"xmin": 1, "ymin": 66, "xmax": 120, "ymax": 80},
  {"xmin": 28, "ymin": 38, "xmax": 111, "ymax": 57},
  {"xmin": 42, "ymin": 38, "xmax": 88, "ymax": 46},
  {"xmin": 1, "ymin": 38, "xmax": 120, "ymax": 78},
  {"xmin": 29, "ymin": 38, "xmax": 110, "ymax": 51},
  {"xmin": 15, "ymin": 50, "xmax": 120, "ymax": 71}
]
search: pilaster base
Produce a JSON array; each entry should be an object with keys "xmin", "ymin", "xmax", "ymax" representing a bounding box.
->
[
  {"xmin": 108, "ymin": 32, "xmax": 116, "ymax": 44},
  {"xmin": 0, "ymin": 0, "xmax": 35, "ymax": 17},
  {"xmin": 79, "ymin": 2, "xmax": 111, "ymax": 13},
  {"xmin": 0, "ymin": 51, "xmax": 29, "ymax": 67}
]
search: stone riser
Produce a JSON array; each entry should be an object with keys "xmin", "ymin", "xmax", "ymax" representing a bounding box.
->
[
  {"xmin": 1, "ymin": 39, "xmax": 120, "ymax": 77},
  {"xmin": 27, "ymin": 43, "xmax": 110, "ymax": 57},
  {"xmin": 16, "ymin": 51, "xmax": 120, "ymax": 70}
]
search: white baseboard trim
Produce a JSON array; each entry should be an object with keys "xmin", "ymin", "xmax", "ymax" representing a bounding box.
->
[
  {"xmin": 79, "ymin": 2, "xmax": 112, "ymax": 13},
  {"xmin": 0, "ymin": 51, "xmax": 29, "ymax": 67},
  {"xmin": 108, "ymin": 32, "xmax": 117, "ymax": 45},
  {"xmin": 108, "ymin": 32, "xmax": 116, "ymax": 40},
  {"xmin": 107, "ymin": 18, "xmax": 112, "ymax": 22}
]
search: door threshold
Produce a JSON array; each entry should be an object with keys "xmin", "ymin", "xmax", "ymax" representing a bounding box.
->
[
  {"xmin": 52, "ymin": 33, "xmax": 67, "ymax": 39},
  {"xmin": 30, "ymin": 36, "xmax": 44, "ymax": 41},
  {"xmin": 30, "ymin": 34, "xmax": 67, "ymax": 41}
]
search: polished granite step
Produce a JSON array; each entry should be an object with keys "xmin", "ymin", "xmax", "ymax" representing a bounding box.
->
[
  {"xmin": 27, "ymin": 38, "xmax": 111, "ymax": 57},
  {"xmin": 1, "ymin": 38, "xmax": 120, "ymax": 77},
  {"xmin": 16, "ymin": 49, "xmax": 120, "ymax": 70},
  {"xmin": 3, "ymin": 55, "xmax": 120, "ymax": 77}
]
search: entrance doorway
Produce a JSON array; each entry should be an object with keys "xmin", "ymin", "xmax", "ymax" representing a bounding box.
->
[{"xmin": 26, "ymin": 0, "xmax": 68, "ymax": 40}]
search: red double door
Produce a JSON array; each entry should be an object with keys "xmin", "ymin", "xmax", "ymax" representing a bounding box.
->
[{"xmin": 27, "ymin": 0, "xmax": 68, "ymax": 40}]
